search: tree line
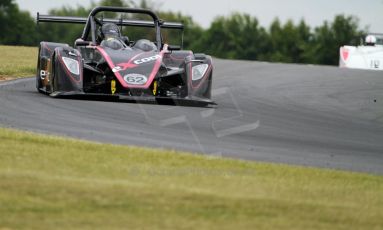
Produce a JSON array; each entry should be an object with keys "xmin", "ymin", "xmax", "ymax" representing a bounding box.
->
[{"xmin": 0, "ymin": 0, "xmax": 366, "ymax": 65}]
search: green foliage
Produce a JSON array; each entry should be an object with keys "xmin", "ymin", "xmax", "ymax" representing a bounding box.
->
[
  {"xmin": 38, "ymin": 6, "xmax": 89, "ymax": 45},
  {"xmin": 194, "ymin": 13, "xmax": 268, "ymax": 60},
  {"xmin": 157, "ymin": 10, "xmax": 203, "ymax": 49},
  {"xmin": 264, "ymin": 19, "xmax": 312, "ymax": 63},
  {"xmin": 310, "ymin": 15, "xmax": 364, "ymax": 65},
  {"xmin": 1, "ymin": 0, "xmax": 367, "ymax": 66},
  {"xmin": 197, "ymin": 14, "xmax": 365, "ymax": 65},
  {"xmin": 0, "ymin": 0, "xmax": 37, "ymax": 46}
]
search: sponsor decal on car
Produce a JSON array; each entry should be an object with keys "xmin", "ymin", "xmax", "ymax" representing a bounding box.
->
[
  {"xmin": 112, "ymin": 66, "xmax": 123, "ymax": 73},
  {"xmin": 112, "ymin": 62, "xmax": 138, "ymax": 72},
  {"xmin": 133, "ymin": 55, "xmax": 161, "ymax": 65},
  {"xmin": 111, "ymin": 80, "xmax": 116, "ymax": 94},
  {"xmin": 152, "ymin": 80, "xmax": 158, "ymax": 95},
  {"xmin": 369, "ymin": 59, "xmax": 381, "ymax": 69},
  {"xmin": 341, "ymin": 48, "xmax": 349, "ymax": 62}
]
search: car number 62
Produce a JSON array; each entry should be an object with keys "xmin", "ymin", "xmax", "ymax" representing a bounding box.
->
[{"xmin": 124, "ymin": 74, "xmax": 148, "ymax": 85}]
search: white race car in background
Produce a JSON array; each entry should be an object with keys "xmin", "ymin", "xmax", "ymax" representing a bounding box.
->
[{"xmin": 339, "ymin": 34, "xmax": 383, "ymax": 70}]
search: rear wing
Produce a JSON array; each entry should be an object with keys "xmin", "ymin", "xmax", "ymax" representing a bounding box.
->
[{"xmin": 36, "ymin": 13, "xmax": 184, "ymax": 30}]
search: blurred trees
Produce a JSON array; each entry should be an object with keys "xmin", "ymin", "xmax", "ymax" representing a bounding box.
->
[
  {"xmin": 38, "ymin": 6, "xmax": 89, "ymax": 46},
  {"xmin": 263, "ymin": 19, "xmax": 312, "ymax": 63},
  {"xmin": 1, "ymin": 0, "xmax": 367, "ymax": 66},
  {"xmin": 194, "ymin": 13, "xmax": 269, "ymax": 60},
  {"xmin": 191, "ymin": 14, "xmax": 365, "ymax": 65},
  {"xmin": 309, "ymin": 15, "xmax": 364, "ymax": 65},
  {"xmin": 157, "ymin": 11, "xmax": 203, "ymax": 50},
  {"xmin": 0, "ymin": 0, "xmax": 37, "ymax": 45}
]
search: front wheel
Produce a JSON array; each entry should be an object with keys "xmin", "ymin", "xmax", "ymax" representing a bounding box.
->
[
  {"xmin": 36, "ymin": 47, "xmax": 43, "ymax": 93},
  {"xmin": 202, "ymin": 73, "xmax": 213, "ymax": 99}
]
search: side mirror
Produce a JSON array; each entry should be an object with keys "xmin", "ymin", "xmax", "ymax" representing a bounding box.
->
[
  {"xmin": 194, "ymin": 53, "xmax": 207, "ymax": 60},
  {"xmin": 168, "ymin": 45, "xmax": 181, "ymax": 51},
  {"xmin": 75, "ymin": 39, "xmax": 90, "ymax": 47}
]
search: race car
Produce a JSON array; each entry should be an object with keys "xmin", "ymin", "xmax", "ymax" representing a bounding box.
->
[
  {"xmin": 36, "ymin": 6, "xmax": 214, "ymax": 105},
  {"xmin": 339, "ymin": 34, "xmax": 383, "ymax": 71}
]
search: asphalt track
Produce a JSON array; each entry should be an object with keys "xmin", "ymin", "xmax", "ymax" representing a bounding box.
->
[{"xmin": 1, "ymin": 59, "xmax": 383, "ymax": 174}]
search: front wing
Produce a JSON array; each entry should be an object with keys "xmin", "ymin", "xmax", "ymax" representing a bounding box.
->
[{"xmin": 49, "ymin": 91, "xmax": 216, "ymax": 106}]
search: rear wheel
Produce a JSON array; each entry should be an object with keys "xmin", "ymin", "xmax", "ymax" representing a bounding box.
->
[
  {"xmin": 47, "ymin": 53, "xmax": 58, "ymax": 94},
  {"xmin": 36, "ymin": 45, "xmax": 51, "ymax": 94}
]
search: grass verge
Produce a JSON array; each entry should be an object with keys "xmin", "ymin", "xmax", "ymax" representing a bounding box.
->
[
  {"xmin": 0, "ymin": 128, "xmax": 382, "ymax": 229},
  {"xmin": 0, "ymin": 45, "xmax": 37, "ymax": 80}
]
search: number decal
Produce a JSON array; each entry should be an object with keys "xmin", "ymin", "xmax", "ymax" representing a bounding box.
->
[
  {"xmin": 370, "ymin": 60, "xmax": 380, "ymax": 69},
  {"xmin": 123, "ymin": 74, "xmax": 148, "ymax": 85},
  {"xmin": 126, "ymin": 76, "xmax": 144, "ymax": 84},
  {"xmin": 40, "ymin": 70, "xmax": 47, "ymax": 77}
]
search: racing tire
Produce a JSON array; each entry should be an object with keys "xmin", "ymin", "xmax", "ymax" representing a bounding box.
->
[
  {"xmin": 36, "ymin": 46, "xmax": 44, "ymax": 93},
  {"xmin": 203, "ymin": 74, "xmax": 213, "ymax": 99}
]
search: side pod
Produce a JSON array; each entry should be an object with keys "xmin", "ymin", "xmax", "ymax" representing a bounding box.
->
[
  {"xmin": 37, "ymin": 42, "xmax": 69, "ymax": 93},
  {"xmin": 50, "ymin": 47, "xmax": 84, "ymax": 95},
  {"xmin": 186, "ymin": 54, "xmax": 213, "ymax": 100}
]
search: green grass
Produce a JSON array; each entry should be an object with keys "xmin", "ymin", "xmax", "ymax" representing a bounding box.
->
[
  {"xmin": 0, "ymin": 45, "xmax": 37, "ymax": 79},
  {"xmin": 0, "ymin": 128, "xmax": 382, "ymax": 229}
]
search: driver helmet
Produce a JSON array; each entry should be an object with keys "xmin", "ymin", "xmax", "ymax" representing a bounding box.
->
[
  {"xmin": 365, "ymin": 35, "xmax": 377, "ymax": 46},
  {"xmin": 101, "ymin": 23, "xmax": 121, "ymax": 40},
  {"xmin": 133, "ymin": 39, "xmax": 157, "ymax": 51}
]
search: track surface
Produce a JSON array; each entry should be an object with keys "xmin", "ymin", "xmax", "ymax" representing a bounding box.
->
[{"xmin": 1, "ymin": 59, "xmax": 383, "ymax": 174}]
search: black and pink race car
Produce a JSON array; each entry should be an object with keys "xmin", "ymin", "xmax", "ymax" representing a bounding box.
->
[{"xmin": 36, "ymin": 6, "xmax": 214, "ymax": 105}]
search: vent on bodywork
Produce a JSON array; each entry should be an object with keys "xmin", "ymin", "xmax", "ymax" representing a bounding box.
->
[{"xmin": 157, "ymin": 74, "xmax": 186, "ymax": 97}]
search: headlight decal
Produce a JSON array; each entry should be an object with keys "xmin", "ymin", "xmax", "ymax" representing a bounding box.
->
[
  {"xmin": 192, "ymin": 64, "xmax": 209, "ymax": 81},
  {"xmin": 62, "ymin": 57, "xmax": 80, "ymax": 75}
]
